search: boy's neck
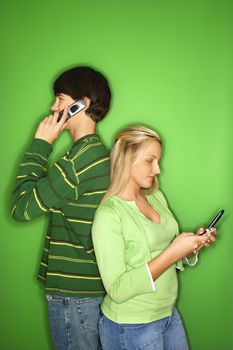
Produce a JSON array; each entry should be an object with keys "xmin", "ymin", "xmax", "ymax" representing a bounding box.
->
[
  {"xmin": 71, "ymin": 124, "xmax": 96, "ymax": 142},
  {"xmin": 69, "ymin": 113, "xmax": 97, "ymax": 142}
]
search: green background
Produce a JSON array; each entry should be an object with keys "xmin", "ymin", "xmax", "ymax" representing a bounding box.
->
[{"xmin": 1, "ymin": 1, "xmax": 232, "ymax": 349}]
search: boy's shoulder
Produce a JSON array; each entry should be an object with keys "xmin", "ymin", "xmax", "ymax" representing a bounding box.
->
[{"xmin": 67, "ymin": 133, "xmax": 109, "ymax": 160}]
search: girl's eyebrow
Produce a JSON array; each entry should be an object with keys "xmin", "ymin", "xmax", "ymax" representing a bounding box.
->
[{"xmin": 143, "ymin": 155, "xmax": 161, "ymax": 160}]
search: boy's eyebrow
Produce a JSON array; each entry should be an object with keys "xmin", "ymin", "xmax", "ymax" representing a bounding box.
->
[{"xmin": 56, "ymin": 94, "xmax": 66, "ymax": 99}]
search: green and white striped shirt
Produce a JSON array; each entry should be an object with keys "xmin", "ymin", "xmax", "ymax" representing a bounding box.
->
[{"xmin": 11, "ymin": 134, "xmax": 109, "ymax": 297}]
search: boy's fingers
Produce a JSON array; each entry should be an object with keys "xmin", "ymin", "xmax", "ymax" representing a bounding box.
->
[
  {"xmin": 61, "ymin": 122, "xmax": 68, "ymax": 131},
  {"xmin": 58, "ymin": 106, "xmax": 68, "ymax": 125},
  {"xmin": 53, "ymin": 111, "xmax": 59, "ymax": 123}
]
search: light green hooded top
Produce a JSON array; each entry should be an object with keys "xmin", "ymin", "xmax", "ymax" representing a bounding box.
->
[{"xmin": 92, "ymin": 190, "xmax": 186, "ymax": 323}]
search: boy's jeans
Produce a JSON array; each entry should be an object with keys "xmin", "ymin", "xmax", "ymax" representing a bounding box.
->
[{"xmin": 47, "ymin": 294, "xmax": 103, "ymax": 350}]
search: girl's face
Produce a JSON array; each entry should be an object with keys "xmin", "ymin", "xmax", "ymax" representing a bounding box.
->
[{"xmin": 129, "ymin": 140, "xmax": 162, "ymax": 190}]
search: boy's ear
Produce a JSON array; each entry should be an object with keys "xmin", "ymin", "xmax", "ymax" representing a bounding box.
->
[{"xmin": 83, "ymin": 97, "xmax": 91, "ymax": 109}]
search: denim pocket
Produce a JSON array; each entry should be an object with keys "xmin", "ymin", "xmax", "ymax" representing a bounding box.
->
[
  {"xmin": 123, "ymin": 322, "xmax": 160, "ymax": 350},
  {"xmin": 77, "ymin": 297, "xmax": 103, "ymax": 334}
]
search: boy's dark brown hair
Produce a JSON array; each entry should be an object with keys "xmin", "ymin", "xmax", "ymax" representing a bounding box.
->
[{"xmin": 54, "ymin": 66, "xmax": 111, "ymax": 122}]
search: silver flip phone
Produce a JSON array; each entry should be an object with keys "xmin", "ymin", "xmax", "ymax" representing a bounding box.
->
[
  {"xmin": 68, "ymin": 99, "xmax": 86, "ymax": 117},
  {"xmin": 57, "ymin": 99, "xmax": 86, "ymax": 122}
]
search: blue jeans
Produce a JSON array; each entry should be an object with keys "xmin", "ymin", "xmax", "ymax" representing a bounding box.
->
[
  {"xmin": 99, "ymin": 308, "xmax": 189, "ymax": 350},
  {"xmin": 47, "ymin": 294, "xmax": 103, "ymax": 350}
]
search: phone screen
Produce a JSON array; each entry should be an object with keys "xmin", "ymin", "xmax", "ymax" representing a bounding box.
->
[{"xmin": 57, "ymin": 99, "xmax": 85, "ymax": 122}]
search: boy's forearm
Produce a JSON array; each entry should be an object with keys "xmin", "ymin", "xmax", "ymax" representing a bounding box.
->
[{"xmin": 11, "ymin": 139, "xmax": 53, "ymax": 221}]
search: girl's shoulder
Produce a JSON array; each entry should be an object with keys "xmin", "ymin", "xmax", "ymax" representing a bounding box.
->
[{"xmin": 94, "ymin": 196, "xmax": 127, "ymax": 220}]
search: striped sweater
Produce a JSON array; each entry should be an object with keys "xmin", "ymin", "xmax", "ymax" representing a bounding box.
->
[{"xmin": 11, "ymin": 134, "xmax": 110, "ymax": 297}]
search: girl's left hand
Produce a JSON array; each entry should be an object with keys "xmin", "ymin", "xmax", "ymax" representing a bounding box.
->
[{"xmin": 196, "ymin": 226, "xmax": 217, "ymax": 251}]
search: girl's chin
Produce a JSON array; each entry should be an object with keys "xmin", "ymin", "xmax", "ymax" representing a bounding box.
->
[{"xmin": 142, "ymin": 181, "xmax": 153, "ymax": 189}]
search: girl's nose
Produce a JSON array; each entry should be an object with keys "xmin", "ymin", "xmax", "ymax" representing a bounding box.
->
[{"xmin": 153, "ymin": 164, "xmax": 160, "ymax": 175}]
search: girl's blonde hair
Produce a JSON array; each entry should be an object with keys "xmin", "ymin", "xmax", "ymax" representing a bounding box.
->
[{"xmin": 103, "ymin": 125, "xmax": 161, "ymax": 202}]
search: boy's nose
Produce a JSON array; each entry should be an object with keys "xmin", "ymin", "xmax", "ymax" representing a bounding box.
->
[{"xmin": 51, "ymin": 103, "xmax": 59, "ymax": 112}]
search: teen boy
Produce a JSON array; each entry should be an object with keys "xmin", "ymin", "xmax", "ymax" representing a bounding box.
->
[{"xmin": 11, "ymin": 66, "xmax": 111, "ymax": 350}]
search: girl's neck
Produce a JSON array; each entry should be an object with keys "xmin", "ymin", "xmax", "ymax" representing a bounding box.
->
[{"xmin": 117, "ymin": 184, "xmax": 145, "ymax": 202}]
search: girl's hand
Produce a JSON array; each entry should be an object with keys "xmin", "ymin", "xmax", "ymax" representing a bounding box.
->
[
  {"xmin": 148, "ymin": 229, "xmax": 217, "ymax": 280},
  {"xmin": 169, "ymin": 232, "xmax": 213, "ymax": 260},
  {"xmin": 195, "ymin": 226, "xmax": 217, "ymax": 252}
]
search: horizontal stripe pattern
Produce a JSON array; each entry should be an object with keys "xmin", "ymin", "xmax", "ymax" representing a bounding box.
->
[
  {"xmin": 55, "ymin": 161, "xmax": 77, "ymax": 189},
  {"xmin": 45, "ymin": 287, "xmax": 105, "ymax": 295},
  {"xmin": 49, "ymin": 255, "xmax": 97, "ymax": 264},
  {"xmin": 76, "ymin": 156, "xmax": 109, "ymax": 176},
  {"xmin": 47, "ymin": 271, "xmax": 101, "ymax": 280},
  {"xmin": 12, "ymin": 135, "xmax": 110, "ymax": 297},
  {"xmin": 25, "ymin": 151, "xmax": 48, "ymax": 162}
]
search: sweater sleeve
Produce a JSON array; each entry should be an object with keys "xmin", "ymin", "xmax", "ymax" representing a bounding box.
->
[
  {"xmin": 11, "ymin": 138, "xmax": 78, "ymax": 221},
  {"xmin": 92, "ymin": 204, "xmax": 156, "ymax": 304}
]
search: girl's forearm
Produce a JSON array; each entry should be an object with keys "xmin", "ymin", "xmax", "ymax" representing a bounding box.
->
[{"xmin": 148, "ymin": 245, "xmax": 178, "ymax": 280}]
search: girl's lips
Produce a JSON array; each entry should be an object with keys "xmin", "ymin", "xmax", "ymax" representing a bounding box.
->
[{"xmin": 148, "ymin": 176, "xmax": 155, "ymax": 181}]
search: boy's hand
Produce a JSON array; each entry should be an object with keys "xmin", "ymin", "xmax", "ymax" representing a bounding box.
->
[{"xmin": 35, "ymin": 108, "xmax": 68, "ymax": 144}]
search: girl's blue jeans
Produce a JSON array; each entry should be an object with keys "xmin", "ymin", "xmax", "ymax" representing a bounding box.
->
[{"xmin": 98, "ymin": 307, "xmax": 189, "ymax": 350}]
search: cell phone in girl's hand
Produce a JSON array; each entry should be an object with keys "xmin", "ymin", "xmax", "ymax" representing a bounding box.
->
[
  {"xmin": 57, "ymin": 99, "xmax": 86, "ymax": 122},
  {"xmin": 199, "ymin": 209, "xmax": 225, "ymax": 235}
]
